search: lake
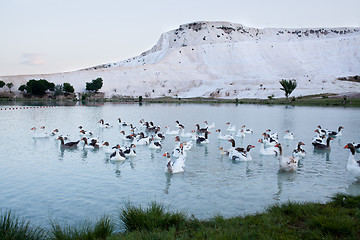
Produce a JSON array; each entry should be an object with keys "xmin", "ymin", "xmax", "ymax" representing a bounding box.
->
[{"xmin": 0, "ymin": 102, "xmax": 359, "ymax": 228}]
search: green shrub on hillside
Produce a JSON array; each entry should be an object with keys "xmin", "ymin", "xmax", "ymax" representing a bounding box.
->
[
  {"xmin": 63, "ymin": 82, "xmax": 74, "ymax": 94},
  {"xmin": 279, "ymin": 79, "xmax": 297, "ymax": 98},
  {"xmin": 25, "ymin": 79, "xmax": 55, "ymax": 96},
  {"xmin": 86, "ymin": 78, "xmax": 103, "ymax": 92}
]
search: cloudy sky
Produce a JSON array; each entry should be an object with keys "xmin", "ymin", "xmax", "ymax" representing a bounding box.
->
[{"xmin": 1, "ymin": 0, "xmax": 359, "ymax": 76}]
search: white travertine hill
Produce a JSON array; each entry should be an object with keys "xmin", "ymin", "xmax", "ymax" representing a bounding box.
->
[{"xmin": 2, "ymin": 21, "xmax": 360, "ymax": 99}]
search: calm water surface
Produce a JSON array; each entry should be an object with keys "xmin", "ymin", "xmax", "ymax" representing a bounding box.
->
[{"xmin": 0, "ymin": 103, "xmax": 359, "ymax": 228}]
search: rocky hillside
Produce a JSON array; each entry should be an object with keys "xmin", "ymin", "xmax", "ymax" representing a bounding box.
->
[{"xmin": 2, "ymin": 21, "xmax": 360, "ymax": 99}]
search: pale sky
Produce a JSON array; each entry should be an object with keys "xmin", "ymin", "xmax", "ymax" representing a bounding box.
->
[{"xmin": 1, "ymin": 0, "xmax": 359, "ymax": 76}]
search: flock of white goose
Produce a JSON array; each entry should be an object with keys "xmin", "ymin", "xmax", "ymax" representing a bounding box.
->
[{"xmin": 31, "ymin": 119, "xmax": 360, "ymax": 177}]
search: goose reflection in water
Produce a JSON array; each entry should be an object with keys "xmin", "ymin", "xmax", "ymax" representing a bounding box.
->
[
  {"xmin": 82, "ymin": 149, "xmax": 88, "ymax": 160},
  {"xmin": 113, "ymin": 161, "xmax": 125, "ymax": 178},
  {"xmin": 59, "ymin": 147, "xmax": 78, "ymax": 160},
  {"xmin": 164, "ymin": 172, "xmax": 173, "ymax": 194},
  {"xmin": 274, "ymin": 171, "xmax": 297, "ymax": 200},
  {"xmin": 313, "ymin": 149, "xmax": 331, "ymax": 162},
  {"xmin": 129, "ymin": 158, "xmax": 135, "ymax": 169},
  {"xmin": 345, "ymin": 180, "xmax": 360, "ymax": 196}
]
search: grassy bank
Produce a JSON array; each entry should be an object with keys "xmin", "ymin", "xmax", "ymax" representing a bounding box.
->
[
  {"xmin": 138, "ymin": 95, "xmax": 360, "ymax": 107},
  {"xmin": 2, "ymin": 193, "xmax": 360, "ymax": 239}
]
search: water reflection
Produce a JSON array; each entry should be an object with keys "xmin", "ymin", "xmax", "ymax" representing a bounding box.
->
[
  {"xmin": 274, "ymin": 171, "xmax": 297, "ymax": 200},
  {"xmin": 164, "ymin": 172, "xmax": 172, "ymax": 194},
  {"xmin": 313, "ymin": 149, "xmax": 331, "ymax": 162},
  {"xmin": 59, "ymin": 149, "xmax": 65, "ymax": 161},
  {"xmin": 81, "ymin": 149, "xmax": 88, "ymax": 160},
  {"xmin": 111, "ymin": 160, "xmax": 125, "ymax": 178},
  {"xmin": 345, "ymin": 180, "xmax": 360, "ymax": 195},
  {"xmin": 129, "ymin": 158, "xmax": 135, "ymax": 169}
]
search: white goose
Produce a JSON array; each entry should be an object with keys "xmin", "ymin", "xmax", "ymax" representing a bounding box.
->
[
  {"xmin": 258, "ymin": 139, "xmax": 278, "ymax": 156},
  {"xmin": 172, "ymin": 136, "xmax": 189, "ymax": 157},
  {"xmin": 262, "ymin": 133, "xmax": 278, "ymax": 147},
  {"xmin": 120, "ymin": 131, "xmax": 133, "ymax": 141},
  {"xmin": 81, "ymin": 137, "xmax": 100, "ymax": 149},
  {"xmin": 312, "ymin": 129, "xmax": 326, "ymax": 144},
  {"xmin": 196, "ymin": 131, "xmax": 210, "ymax": 144},
  {"xmin": 204, "ymin": 121, "xmax": 215, "ymax": 129},
  {"xmin": 164, "ymin": 150, "xmax": 185, "ymax": 174},
  {"xmin": 241, "ymin": 125, "xmax": 253, "ymax": 134},
  {"xmin": 31, "ymin": 126, "xmax": 50, "ymax": 139},
  {"xmin": 219, "ymin": 147, "xmax": 229, "ymax": 155},
  {"xmin": 344, "ymin": 143, "xmax": 360, "ymax": 178},
  {"xmin": 283, "ymin": 130, "xmax": 294, "ymax": 140},
  {"xmin": 132, "ymin": 132, "xmax": 150, "ymax": 145},
  {"xmin": 123, "ymin": 144, "xmax": 136, "ymax": 157},
  {"xmin": 149, "ymin": 137, "xmax": 162, "ymax": 149},
  {"xmin": 117, "ymin": 118, "xmax": 128, "ymax": 127},
  {"xmin": 216, "ymin": 129, "xmax": 233, "ymax": 140},
  {"xmin": 180, "ymin": 128, "xmax": 193, "ymax": 138},
  {"xmin": 292, "ymin": 142, "xmax": 306, "ymax": 158},
  {"xmin": 102, "ymin": 142, "xmax": 114, "ymax": 154},
  {"xmin": 50, "ymin": 129, "xmax": 61, "ymax": 138},
  {"xmin": 98, "ymin": 119, "xmax": 112, "ymax": 128},
  {"xmin": 109, "ymin": 145, "xmax": 126, "ymax": 161},
  {"xmin": 165, "ymin": 126, "xmax": 180, "ymax": 135},
  {"xmin": 232, "ymin": 145, "xmax": 255, "ymax": 161},
  {"xmin": 235, "ymin": 129, "xmax": 246, "ymax": 138},
  {"xmin": 226, "ymin": 122, "xmax": 236, "ymax": 132},
  {"xmin": 274, "ymin": 143, "xmax": 298, "ymax": 172},
  {"xmin": 51, "ymin": 129, "xmax": 71, "ymax": 141},
  {"xmin": 154, "ymin": 130, "xmax": 165, "ymax": 140},
  {"xmin": 176, "ymin": 136, "xmax": 193, "ymax": 151},
  {"xmin": 328, "ymin": 126, "xmax": 344, "ymax": 137},
  {"xmin": 79, "ymin": 129, "xmax": 93, "ymax": 138},
  {"xmin": 227, "ymin": 139, "xmax": 254, "ymax": 161}
]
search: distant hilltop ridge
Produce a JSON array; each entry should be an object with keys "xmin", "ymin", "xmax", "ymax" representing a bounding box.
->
[
  {"xmin": 86, "ymin": 21, "xmax": 359, "ymax": 70},
  {"xmin": 2, "ymin": 21, "xmax": 360, "ymax": 99}
]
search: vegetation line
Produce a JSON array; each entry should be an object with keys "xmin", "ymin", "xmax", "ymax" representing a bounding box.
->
[
  {"xmin": 1, "ymin": 95, "xmax": 360, "ymax": 107},
  {"xmin": 1, "ymin": 193, "xmax": 360, "ymax": 239}
]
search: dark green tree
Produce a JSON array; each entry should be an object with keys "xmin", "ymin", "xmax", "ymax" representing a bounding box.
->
[
  {"xmin": 6, "ymin": 82, "xmax": 14, "ymax": 93},
  {"xmin": 53, "ymin": 84, "xmax": 63, "ymax": 96},
  {"xmin": 18, "ymin": 85, "xmax": 27, "ymax": 92},
  {"xmin": 26, "ymin": 79, "xmax": 55, "ymax": 96},
  {"xmin": 48, "ymin": 82, "xmax": 55, "ymax": 92},
  {"xmin": 63, "ymin": 82, "xmax": 74, "ymax": 94},
  {"xmin": 0, "ymin": 80, "xmax": 5, "ymax": 88},
  {"xmin": 86, "ymin": 78, "xmax": 103, "ymax": 92},
  {"xmin": 279, "ymin": 79, "xmax": 297, "ymax": 98}
]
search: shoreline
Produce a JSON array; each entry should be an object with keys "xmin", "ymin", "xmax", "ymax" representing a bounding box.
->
[{"xmin": 0, "ymin": 93, "xmax": 360, "ymax": 107}]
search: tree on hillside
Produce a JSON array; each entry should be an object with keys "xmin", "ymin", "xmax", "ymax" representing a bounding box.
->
[
  {"xmin": 26, "ymin": 79, "xmax": 55, "ymax": 96},
  {"xmin": 279, "ymin": 79, "xmax": 297, "ymax": 98},
  {"xmin": 18, "ymin": 85, "xmax": 27, "ymax": 92},
  {"xmin": 53, "ymin": 84, "xmax": 63, "ymax": 97},
  {"xmin": 6, "ymin": 82, "xmax": 14, "ymax": 93},
  {"xmin": 63, "ymin": 82, "xmax": 74, "ymax": 94},
  {"xmin": 0, "ymin": 80, "xmax": 5, "ymax": 88},
  {"xmin": 86, "ymin": 78, "xmax": 103, "ymax": 92}
]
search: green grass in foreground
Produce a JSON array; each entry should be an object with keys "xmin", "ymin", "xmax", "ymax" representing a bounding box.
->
[
  {"xmin": 1, "ymin": 193, "xmax": 360, "ymax": 239},
  {"xmin": 111, "ymin": 193, "xmax": 360, "ymax": 239},
  {"xmin": 0, "ymin": 210, "xmax": 47, "ymax": 240}
]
